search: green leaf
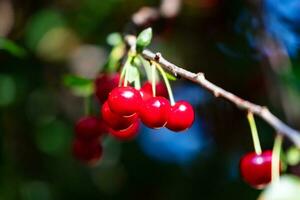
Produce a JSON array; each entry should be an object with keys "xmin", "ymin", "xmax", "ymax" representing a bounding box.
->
[
  {"xmin": 63, "ymin": 75, "xmax": 94, "ymax": 97},
  {"xmin": 0, "ymin": 37, "xmax": 26, "ymax": 57},
  {"xmin": 106, "ymin": 32, "xmax": 122, "ymax": 46},
  {"xmin": 136, "ymin": 28, "xmax": 152, "ymax": 53},
  {"xmin": 126, "ymin": 65, "xmax": 139, "ymax": 84}
]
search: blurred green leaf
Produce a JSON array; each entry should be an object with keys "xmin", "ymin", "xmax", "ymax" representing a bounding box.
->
[
  {"xmin": 259, "ymin": 175, "xmax": 300, "ymax": 200},
  {"xmin": 0, "ymin": 38, "xmax": 26, "ymax": 57},
  {"xmin": 35, "ymin": 119, "xmax": 72, "ymax": 156},
  {"xmin": 106, "ymin": 33, "xmax": 122, "ymax": 46},
  {"xmin": 21, "ymin": 181, "xmax": 53, "ymax": 200},
  {"xmin": 63, "ymin": 75, "xmax": 94, "ymax": 97},
  {"xmin": 136, "ymin": 28, "xmax": 152, "ymax": 53},
  {"xmin": 105, "ymin": 43, "xmax": 125, "ymax": 72},
  {"xmin": 0, "ymin": 75, "xmax": 16, "ymax": 106},
  {"xmin": 25, "ymin": 9, "xmax": 65, "ymax": 50},
  {"xmin": 286, "ymin": 147, "xmax": 300, "ymax": 166}
]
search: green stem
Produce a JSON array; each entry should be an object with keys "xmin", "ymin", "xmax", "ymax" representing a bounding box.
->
[
  {"xmin": 119, "ymin": 55, "xmax": 133, "ymax": 87},
  {"xmin": 155, "ymin": 63, "xmax": 175, "ymax": 105},
  {"xmin": 151, "ymin": 62, "xmax": 156, "ymax": 97},
  {"xmin": 247, "ymin": 112, "xmax": 262, "ymax": 155},
  {"xmin": 272, "ymin": 134, "xmax": 283, "ymax": 183},
  {"xmin": 138, "ymin": 55, "xmax": 152, "ymax": 81},
  {"xmin": 134, "ymin": 69, "xmax": 141, "ymax": 90}
]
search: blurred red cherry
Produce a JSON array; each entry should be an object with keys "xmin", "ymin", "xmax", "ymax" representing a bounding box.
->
[
  {"xmin": 166, "ymin": 101, "xmax": 194, "ymax": 132},
  {"xmin": 240, "ymin": 150, "xmax": 279, "ymax": 189},
  {"xmin": 75, "ymin": 116, "xmax": 106, "ymax": 140},
  {"xmin": 108, "ymin": 86, "xmax": 142, "ymax": 116},
  {"xmin": 140, "ymin": 81, "xmax": 168, "ymax": 100},
  {"xmin": 140, "ymin": 97, "xmax": 170, "ymax": 128},
  {"xmin": 95, "ymin": 73, "xmax": 120, "ymax": 103},
  {"xmin": 109, "ymin": 121, "xmax": 139, "ymax": 141},
  {"xmin": 72, "ymin": 139, "xmax": 103, "ymax": 165},
  {"xmin": 102, "ymin": 101, "xmax": 138, "ymax": 130}
]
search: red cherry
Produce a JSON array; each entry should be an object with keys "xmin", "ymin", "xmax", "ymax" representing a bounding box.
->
[
  {"xmin": 140, "ymin": 81, "xmax": 168, "ymax": 100},
  {"xmin": 102, "ymin": 101, "xmax": 138, "ymax": 130},
  {"xmin": 140, "ymin": 97, "xmax": 170, "ymax": 128},
  {"xmin": 75, "ymin": 116, "xmax": 106, "ymax": 140},
  {"xmin": 109, "ymin": 121, "xmax": 139, "ymax": 141},
  {"xmin": 95, "ymin": 73, "xmax": 120, "ymax": 103},
  {"xmin": 72, "ymin": 139, "xmax": 103, "ymax": 165},
  {"xmin": 108, "ymin": 86, "xmax": 142, "ymax": 116},
  {"xmin": 240, "ymin": 150, "xmax": 280, "ymax": 189},
  {"xmin": 166, "ymin": 101, "xmax": 194, "ymax": 132}
]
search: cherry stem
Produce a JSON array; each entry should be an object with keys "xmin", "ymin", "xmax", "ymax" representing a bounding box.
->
[
  {"xmin": 272, "ymin": 134, "xmax": 283, "ymax": 183},
  {"xmin": 247, "ymin": 112, "xmax": 262, "ymax": 155},
  {"xmin": 138, "ymin": 55, "xmax": 152, "ymax": 81},
  {"xmin": 151, "ymin": 61, "xmax": 156, "ymax": 97},
  {"xmin": 134, "ymin": 70, "xmax": 141, "ymax": 90},
  {"xmin": 155, "ymin": 62, "xmax": 175, "ymax": 105},
  {"xmin": 84, "ymin": 96, "xmax": 90, "ymax": 116},
  {"xmin": 120, "ymin": 55, "xmax": 133, "ymax": 87}
]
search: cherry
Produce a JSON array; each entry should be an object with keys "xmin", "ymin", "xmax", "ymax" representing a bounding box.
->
[
  {"xmin": 166, "ymin": 101, "xmax": 194, "ymax": 132},
  {"xmin": 72, "ymin": 138, "xmax": 103, "ymax": 165},
  {"xmin": 139, "ymin": 96, "xmax": 170, "ymax": 128},
  {"xmin": 108, "ymin": 86, "xmax": 142, "ymax": 116},
  {"xmin": 140, "ymin": 81, "xmax": 168, "ymax": 100},
  {"xmin": 102, "ymin": 101, "xmax": 138, "ymax": 130},
  {"xmin": 95, "ymin": 73, "xmax": 120, "ymax": 103},
  {"xmin": 109, "ymin": 121, "xmax": 139, "ymax": 141},
  {"xmin": 240, "ymin": 150, "xmax": 279, "ymax": 189},
  {"xmin": 75, "ymin": 116, "xmax": 106, "ymax": 140}
]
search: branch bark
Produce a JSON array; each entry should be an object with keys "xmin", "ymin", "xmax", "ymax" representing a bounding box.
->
[{"xmin": 125, "ymin": 35, "xmax": 300, "ymax": 147}]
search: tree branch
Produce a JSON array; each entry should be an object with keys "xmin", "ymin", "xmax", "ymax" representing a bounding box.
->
[{"xmin": 125, "ymin": 35, "xmax": 300, "ymax": 147}]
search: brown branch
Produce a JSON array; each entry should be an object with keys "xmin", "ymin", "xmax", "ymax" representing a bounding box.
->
[{"xmin": 125, "ymin": 35, "xmax": 300, "ymax": 147}]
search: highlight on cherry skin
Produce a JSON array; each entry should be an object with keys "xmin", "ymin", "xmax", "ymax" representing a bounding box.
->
[
  {"xmin": 139, "ymin": 96, "xmax": 171, "ymax": 128},
  {"xmin": 239, "ymin": 150, "xmax": 281, "ymax": 189},
  {"xmin": 108, "ymin": 86, "xmax": 142, "ymax": 116},
  {"xmin": 166, "ymin": 100, "xmax": 195, "ymax": 132}
]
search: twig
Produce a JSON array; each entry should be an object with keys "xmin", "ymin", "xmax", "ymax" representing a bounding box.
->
[{"xmin": 124, "ymin": 36, "xmax": 300, "ymax": 147}]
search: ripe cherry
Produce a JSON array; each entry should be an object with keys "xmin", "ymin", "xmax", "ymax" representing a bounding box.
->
[
  {"xmin": 102, "ymin": 101, "xmax": 138, "ymax": 130},
  {"xmin": 108, "ymin": 86, "xmax": 142, "ymax": 116},
  {"xmin": 139, "ymin": 97, "xmax": 170, "ymax": 128},
  {"xmin": 240, "ymin": 150, "xmax": 279, "ymax": 189},
  {"xmin": 72, "ymin": 138, "xmax": 103, "ymax": 165},
  {"xmin": 166, "ymin": 101, "xmax": 194, "ymax": 132},
  {"xmin": 109, "ymin": 121, "xmax": 139, "ymax": 141},
  {"xmin": 140, "ymin": 81, "xmax": 168, "ymax": 100},
  {"xmin": 75, "ymin": 116, "xmax": 106, "ymax": 140},
  {"xmin": 95, "ymin": 73, "xmax": 120, "ymax": 103}
]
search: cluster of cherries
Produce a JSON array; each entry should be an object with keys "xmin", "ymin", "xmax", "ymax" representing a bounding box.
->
[
  {"xmin": 72, "ymin": 72, "xmax": 195, "ymax": 165},
  {"xmin": 101, "ymin": 74, "xmax": 195, "ymax": 140},
  {"xmin": 72, "ymin": 116, "xmax": 106, "ymax": 165},
  {"xmin": 240, "ymin": 150, "xmax": 281, "ymax": 189}
]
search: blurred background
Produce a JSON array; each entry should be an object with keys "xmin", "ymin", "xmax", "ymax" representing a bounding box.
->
[{"xmin": 1, "ymin": 0, "xmax": 300, "ymax": 199}]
